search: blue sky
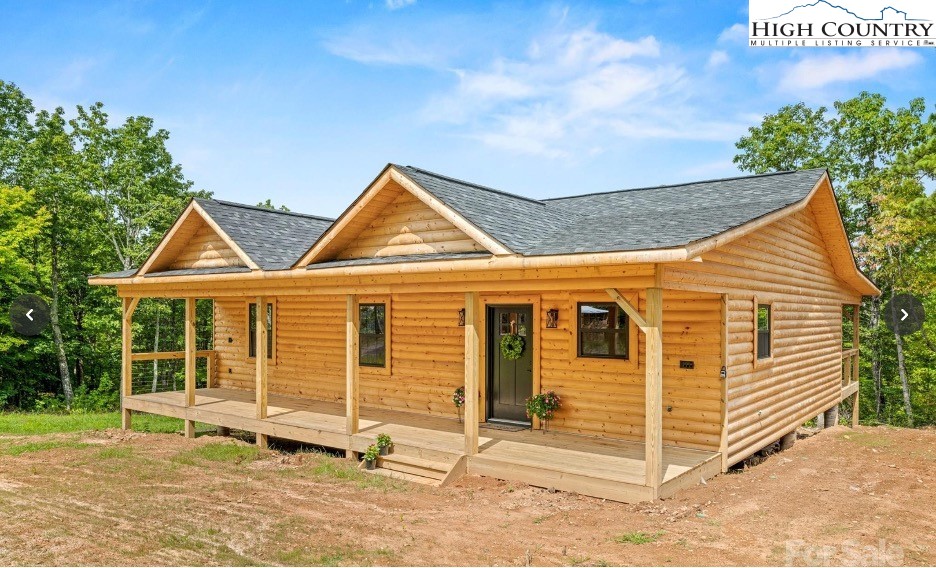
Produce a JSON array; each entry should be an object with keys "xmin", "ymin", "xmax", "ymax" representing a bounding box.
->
[{"xmin": 1, "ymin": 0, "xmax": 933, "ymax": 217}]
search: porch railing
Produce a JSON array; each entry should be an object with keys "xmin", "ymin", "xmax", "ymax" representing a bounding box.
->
[{"xmin": 128, "ymin": 350, "xmax": 216, "ymax": 395}]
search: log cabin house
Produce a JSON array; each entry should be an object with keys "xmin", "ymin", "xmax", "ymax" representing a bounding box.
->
[{"xmin": 89, "ymin": 164, "xmax": 878, "ymax": 503}]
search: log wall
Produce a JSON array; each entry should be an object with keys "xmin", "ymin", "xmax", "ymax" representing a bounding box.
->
[{"xmin": 667, "ymin": 203, "xmax": 860, "ymax": 466}]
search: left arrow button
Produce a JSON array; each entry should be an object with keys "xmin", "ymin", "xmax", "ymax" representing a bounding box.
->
[{"xmin": 9, "ymin": 295, "xmax": 50, "ymax": 336}]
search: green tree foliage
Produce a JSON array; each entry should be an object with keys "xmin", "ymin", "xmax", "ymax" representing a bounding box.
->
[
  {"xmin": 735, "ymin": 92, "xmax": 936, "ymax": 427},
  {"xmin": 0, "ymin": 80, "xmax": 206, "ymax": 411}
]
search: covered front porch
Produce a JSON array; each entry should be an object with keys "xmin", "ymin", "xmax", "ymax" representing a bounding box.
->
[{"xmin": 125, "ymin": 387, "xmax": 721, "ymax": 503}]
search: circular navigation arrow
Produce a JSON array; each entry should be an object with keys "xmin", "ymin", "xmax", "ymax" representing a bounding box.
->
[
  {"xmin": 9, "ymin": 294, "xmax": 51, "ymax": 336},
  {"xmin": 883, "ymin": 293, "xmax": 925, "ymax": 336}
]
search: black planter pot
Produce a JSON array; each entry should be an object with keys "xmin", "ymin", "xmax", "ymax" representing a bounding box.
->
[
  {"xmin": 379, "ymin": 445, "xmax": 389, "ymax": 456},
  {"xmin": 364, "ymin": 458, "xmax": 376, "ymax": 470}
]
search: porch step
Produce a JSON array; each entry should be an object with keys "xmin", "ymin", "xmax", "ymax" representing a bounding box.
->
[
  {"xmin": 367, "ymin": 467, "xmax": 440, "ymax": 485},
  {"xmin": 377, "ymin": 453, "xmax": 449, "ymax": 482}
]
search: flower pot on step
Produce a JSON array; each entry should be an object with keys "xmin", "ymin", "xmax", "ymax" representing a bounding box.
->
[{"xmin": 364, "ymin": 458, "xmax": 376, "ymax": 470}]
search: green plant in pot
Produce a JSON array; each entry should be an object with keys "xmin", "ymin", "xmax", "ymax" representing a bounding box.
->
[
  {"xmin": 525, "ymin": 390, "xmax": 561, "ymax": 433},
  {"xmin": 362, "ymin": 444, "xmax": 380, "ymax": 470},
  {"xmin": 376, "ymin": 433, "xmax": 393, "ymax": 456}
]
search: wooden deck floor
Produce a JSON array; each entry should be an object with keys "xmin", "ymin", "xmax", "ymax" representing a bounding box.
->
[{"xmin": 125, "ymin": 387, "xmax": 720, "ymax": 502}]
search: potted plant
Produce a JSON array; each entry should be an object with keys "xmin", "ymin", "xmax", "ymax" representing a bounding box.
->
[
  {"xmin": 525, "ymin": 391, "xmax": 561, "ymax": 433},
  {"xmin": 452, "ymin": 386, "xmax": 465, "ymax": 423},
  {"xmin": 362, "ymin": 444, "xmax": 380, "ymax": 470},
  {"xmin": 376, "ymin": 433, "xmax": 393, "ymax": 456}
]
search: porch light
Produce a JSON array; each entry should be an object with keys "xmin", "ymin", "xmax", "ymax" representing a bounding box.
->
[
  {"xmin": 458, "ymin": 308, "xmax": 466, "ymax": 326},
  {"xmin": 546, "ymin": 308, "xmax": 559, "ymax": 329}
]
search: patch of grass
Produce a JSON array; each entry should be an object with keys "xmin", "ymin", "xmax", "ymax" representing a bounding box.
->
[
  {"xmin": 174, "ymin": 442, "xmax": 260, "ymax": 465},
  {"xmin": 612, "ymin": 531, "xmax": 665, "ymax": 545},
  {"xmin": 275, "ymin": 545, "xmax": 393, "ymax": 566},
  {"xmin": 0, "ymin": 411, "xmax": 186, "ymax": 435},
  {"xmin": 0, "ymin": 439, "xmax": 91, "ymax": 456},
  {"xmin": 305, "ymin": 453, "xmax": 408, "ymax": 491},
  {"xmin": 533, "ymin": 514, "xmax": 551, "ymax": 525},
  {"xmin": 96, "ymin": 446, "xmax": 134, "ymax": 459}
]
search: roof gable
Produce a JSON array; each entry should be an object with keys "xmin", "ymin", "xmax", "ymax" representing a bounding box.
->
[
  {"xmin": 335, "ymin": 189, "xmax": 487, "ymax": 260},
  {"xmin": 295, "ymin": 165, "xmax": 510, "ymax": 266},
  {"xmin": 137, "ymin": 201, "xmax": 258, "ymax": 276}
]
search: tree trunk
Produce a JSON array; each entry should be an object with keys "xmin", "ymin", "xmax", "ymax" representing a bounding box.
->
[
  {"xmin": 49, "ymin": 236, "xmax": 74, "ymax": 407},
  {"xmin": 151, "ymin": 304, "xmax": 160, "ymax": 393},
  {"xmin": 894, "ymin": 331, "xmax": 914, "ymax": 427},
  {"xmin": 869, "ymin": 296, "xmax": 883, "ymax": 419}
]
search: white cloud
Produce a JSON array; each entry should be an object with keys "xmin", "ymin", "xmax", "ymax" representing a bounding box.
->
[
  {"xmin": 386, "ymin": 0, "xmax": 416, "ymax": 10},
  {"xmin": 418, "ymin": 25, "xmax": 744, "ymax": 158},
  {"xmin": 707, "ymin": 50, "xmax": 729, "ymax": 68},
  {"xmin": 718, "ymin": 23, "xmax": 747, "ymax": 44},
  {"xmin": 777, "ymin": 50, "xmax": 922, "ymax": 91}
]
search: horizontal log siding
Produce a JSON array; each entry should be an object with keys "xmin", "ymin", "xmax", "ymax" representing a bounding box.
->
[
  {"xmin": 215, "ymin": 296, "xmax": 345, "ymax": 401},
  {"xmin": 668, "ymin": 204, "xmax": 859, "ymax": 467},
  {"xmin": 539, "ymin": 290, "xmax": 723, "ymax": 452},
  {"xmin": 364, "ymin": 293, "xmax": 465, "ymax": 415}
]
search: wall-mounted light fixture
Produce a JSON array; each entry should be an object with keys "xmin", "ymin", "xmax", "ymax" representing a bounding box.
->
[
  {"xmin": 546, "ymin": 308, "xmax": 559, "ymax": 329},
  {"xmin": 458, "ymin": 308, "xmax": 466, "ymax": 327}
]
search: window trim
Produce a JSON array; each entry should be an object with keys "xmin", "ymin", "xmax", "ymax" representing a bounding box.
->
[
  {"xmin": 245, "ymin": 299, "xmax": 276, "ymax": 365},
  {"xmin": 358, "ymin": 296, "xmax": 391, "ymax": 375},
  {"xmin": 753, "ymin": 296, "xmax": 774, "ymax": 367},
  {"xmin": 576, "ymin": 301, "xmax": 631, "ymax": 360}
]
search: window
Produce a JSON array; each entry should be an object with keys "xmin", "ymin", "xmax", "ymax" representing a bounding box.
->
[
  {"xmin": 248, "ymin": 302, "xmax": 273, "ymax": 359},
  {"xmin": 359, "ymin": 303, "xmax": 386, "ymax": 367},
  {"xmin": 757, "ymin": 304, "xmax": 771, "ymax": 359},
  {"xmin": 577, "ymin": 302, "xmax": 629, "ymax": 359}
]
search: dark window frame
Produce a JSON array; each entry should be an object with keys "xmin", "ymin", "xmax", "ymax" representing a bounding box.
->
[
  {"xmin": 577, "ymin": 302, "xmax": 630, "ymax": 360},
  {"xmin": 757, "ymin": 303, "xmax": 772, "ymax": 360},
  {"xmin": 359, "ymin": 303, "xmax": 386, "ymax": 368},
  {"xmin": 248, "ymin": 302, "xmax": 274, "ymax": 360}
]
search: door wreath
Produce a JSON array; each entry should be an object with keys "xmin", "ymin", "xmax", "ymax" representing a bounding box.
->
[{"xmin": 500, "ymin": 333, "xmax": 525, "ymax": 360}]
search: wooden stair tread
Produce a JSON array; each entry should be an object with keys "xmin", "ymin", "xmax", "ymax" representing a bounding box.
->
[
  {"xmin": 366, "ymin": 467, "xmax": 440, "ymax": 486},
  {"xmin": 379, "ymin": 453, "xmax": 450, "ymax": 471}
]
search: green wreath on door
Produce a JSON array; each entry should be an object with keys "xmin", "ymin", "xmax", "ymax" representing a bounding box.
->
[{"xmin": 500, "ymin": 333, "xmax": 525, "ymax": 360}]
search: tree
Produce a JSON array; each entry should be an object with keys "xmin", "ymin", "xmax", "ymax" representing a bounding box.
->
[{"xmin": 256, "ymin": 198, "xmax": 290, "ymax": 212}]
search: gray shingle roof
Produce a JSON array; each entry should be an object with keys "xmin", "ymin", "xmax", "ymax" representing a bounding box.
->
[
  {"xmin": 195, "ymin": 199, "xmax": 334, "ymax": 270},
  {"xmin": 90, "ymin": 166, "xmax": 828, "ymax": 280},
  {"xmin": 396, "ymin": 165, "xmax": 826, "ymax": 256}
]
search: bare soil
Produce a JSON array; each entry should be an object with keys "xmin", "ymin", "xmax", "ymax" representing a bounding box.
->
[{"xmin": 0, "ymin": 425, "xmax": 932, "ymax": 566}]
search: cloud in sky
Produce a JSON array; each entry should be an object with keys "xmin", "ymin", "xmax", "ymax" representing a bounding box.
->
[
  {"xmin": 330, "ymin": 22, "xmax": 745, "ymax": 159},
  {"xmin": 718, "ymin": 23, "xmax": 747, "ymax": 44},
  {"xmin": 707, "ymin": 50, "xmax": 729, "ymax": 68},
  {"xmin": 385, "ymin": 0, "xmax": 416, "ymax": 10},
  {"xmin": 777, "ymin": 50, "xmax": 923, "ymax": 91}
]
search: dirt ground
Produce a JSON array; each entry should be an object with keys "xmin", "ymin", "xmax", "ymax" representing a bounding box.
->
[{"xmin": 0, "ymin": 424, "xmax": 933, "ymax": 567}]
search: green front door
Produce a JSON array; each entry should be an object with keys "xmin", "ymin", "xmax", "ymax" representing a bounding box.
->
[{"xmin": 488, "ymin": 305, "xmax": 534, "ymax": 424}]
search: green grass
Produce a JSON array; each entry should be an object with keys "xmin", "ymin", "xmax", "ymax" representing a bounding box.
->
[
  {"xmin": 612, "ymin": 531, "xmax": 665, "ymax": 545},
  {"xmin": 174, "ymin": 442, "xmax": 261, "ymax": 465},
  {"xmin": 0, "ymin": 439, "xmax": 91, "ymax": 456},
  {"xmin": 0, "ymin": 411, "xmax": 185, "ymax": 435},
  {"xmin": 96, "ymin": 446, "xmax": 134, "ymax": 459},
  {"xmin": 840, "ymin": 431, "xmax": 891, "ymax": 448},
  {"xmin": 275, "ymin": 545, "xmax": 393, "ymax": 566}
]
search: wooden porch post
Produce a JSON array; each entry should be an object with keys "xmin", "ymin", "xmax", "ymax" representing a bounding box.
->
[
  {"xmin": 346, "ymin": 294, "xmax": 360, "ymax": 455},
  {"xmin": 464, "ymin": 292, "xmax": 480, "ymax": 455},
  {"xmin": 851, "ymin": 304, "xmax": 860, "ymax": 427},
  {"xmin": 645, "ymin": 287, "xmax": 664, "ymax": 497},
  {"xmin": 255, "ymin": 296, "xmax": 269, "ymax": 448},
  {"xmin": 121, "ymin": 297, "xmax": 140, "ymax": 430},
  {"xmin": 184, "ymin": 297, "xmax": 196, "ymax": 438}
]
